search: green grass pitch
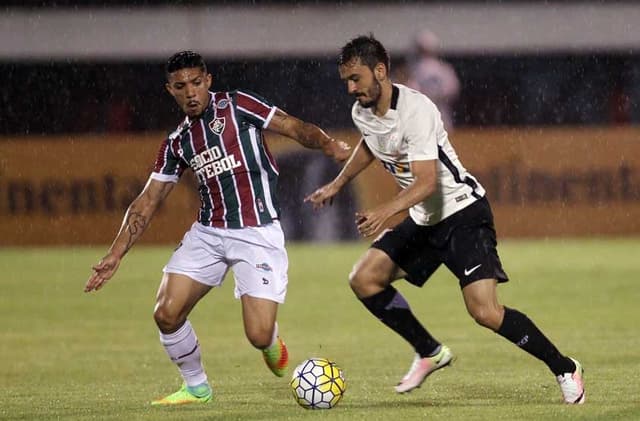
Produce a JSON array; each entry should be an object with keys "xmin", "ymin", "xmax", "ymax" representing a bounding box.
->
[{"xmin": 2, "ymin": 239, "xmax": 639, "ymax": 420}]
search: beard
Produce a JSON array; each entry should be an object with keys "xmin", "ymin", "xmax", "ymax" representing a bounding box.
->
[{"xmin": 357, "ymin": 79, "xmax": 382, "ymax": 109}]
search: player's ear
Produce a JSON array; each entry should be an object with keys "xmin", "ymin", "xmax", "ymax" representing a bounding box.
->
[
  {"xmin": 205, "ymin": 73, "xmax": 212, "ymax": 89},
  {"xmin": 165, "ymin": 82, "xmax": 174, "ymax": 97},
  {"xmin": 374, "ymin": 63, "xmax": 387, "ymax": 81}
]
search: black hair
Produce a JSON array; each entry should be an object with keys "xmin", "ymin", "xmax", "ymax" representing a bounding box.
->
[
  {"xmin": 338, "ymin": 34, "xmax": 390, "ymax": 72},
  {"xmin": 165, "ymin": 50, "xmax": 207, "ymax": 77}
]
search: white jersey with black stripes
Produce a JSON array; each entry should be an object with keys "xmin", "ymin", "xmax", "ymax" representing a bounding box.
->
[{"xmin": 351, "ymin": 83, "xmax": 485, "ymax": 226}]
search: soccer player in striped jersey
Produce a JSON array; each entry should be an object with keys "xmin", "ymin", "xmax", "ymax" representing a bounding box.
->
[
  {"xmin": 84, "ymin": 51, "xmax": 351, "ymax": 405},
  {"xmin": 305, "ymin": 35, "xmax": 584, "ymax": 404}
]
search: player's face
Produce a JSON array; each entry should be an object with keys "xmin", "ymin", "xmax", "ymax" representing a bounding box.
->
[
  {"xmin": 339, "ymin": 58, "xmax": 382, "ymax": 109},
  {"xmin": 166, "ymin": 67, "xmax": 212, "ymax": 118}
]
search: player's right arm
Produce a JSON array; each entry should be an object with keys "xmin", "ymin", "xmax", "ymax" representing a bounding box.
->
[
  {"xmin": 84, "ymin": 178, "xmax": 175, "ymax": 292},
  {"xmin": 304, "ymin": 137, "xmax": 375, "ymax": 209}
]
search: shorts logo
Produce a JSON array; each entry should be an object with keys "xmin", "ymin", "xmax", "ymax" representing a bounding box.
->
[
  {"xmin": 209, "ymin": 117, "xmax": 225, "ymax": 135},
  {"xmin": 262, "ymin": 278, "xmax": 270, "ymax": 285},
  {"xmin": 464, "ymin": 264, "xmax": 482, "ymax": 276},
  {"xmin": 256, "ymin": 262, "xmax": 273, "ymax": 272},
  {"xmin": 217, "ymin": 99, "xmax": 229, "ymax": 109}
]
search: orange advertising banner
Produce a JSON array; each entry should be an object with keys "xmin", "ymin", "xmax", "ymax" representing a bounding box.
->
[{"xmin": 1, "ymin": 127, "xmax": 639, "ymax": 245}]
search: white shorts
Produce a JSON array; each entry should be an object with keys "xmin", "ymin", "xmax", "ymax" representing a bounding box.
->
[{"xmin": 163, "ymin": 221, "xmax": 288, "ymax": 303}]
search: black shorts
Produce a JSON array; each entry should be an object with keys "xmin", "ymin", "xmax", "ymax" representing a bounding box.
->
[{"xmin": 371, "ymin": 196, "xmax": 509, "ymax": 289}]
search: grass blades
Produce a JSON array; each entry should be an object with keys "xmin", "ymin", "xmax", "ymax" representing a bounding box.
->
[{"xmin": 1, "ymin": 239, "xmax": 639, "ymax": 420}]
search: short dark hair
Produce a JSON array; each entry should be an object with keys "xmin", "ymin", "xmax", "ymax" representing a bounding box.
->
[
  {"xmin": 165, "ymin": 50, "xmax": 207, "ymax": 77},
  {"xmin": 338, "ymin": 34, "xmax": 390, "ymax": 72}
]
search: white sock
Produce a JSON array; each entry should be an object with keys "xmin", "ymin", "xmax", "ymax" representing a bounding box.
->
[
  {"xmin": 159, "ymin": 320, "xmax": 208, "ymax": 387},
  {"xmin": 267, "ymin": 322, "xmax": 279, "ymax": 349}
]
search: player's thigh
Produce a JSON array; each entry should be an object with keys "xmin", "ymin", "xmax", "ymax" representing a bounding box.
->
[
  {"xmin": 461, "ymin": 277, "xmax": 499, "ymax": 311},
  {"xmin": 370, "ymin": 218, "xmax": 440, "ymax": 287},
  {"xmin": 164, "ymin": 222, "xmax": 230, "ymax": 288},
  {"xmin": 461, "ymin": 278, "xmax": 503, "ymax": 328},
  {"xmin": 350, "ymin": 247, "xmax": 399, "ymax": 286},
  {"xmin": 155, "ymin": 272, "xmax": 212, "ymax": 326},
  {"xmin": 443, "ymin": 222, "xmax": 509, "ymax": 288},
  {"xmin": 227, "ymin": 222, "xmax": 288, "ymax": 304}
]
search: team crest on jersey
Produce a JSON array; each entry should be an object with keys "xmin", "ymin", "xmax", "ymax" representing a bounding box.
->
[
  {"xmin": 209, "ymin": 117, "xmax": 225, "ymax": 135},
  {"xmin": 216, "ymin": 99, "xmax": 229, "ymax": 109}
]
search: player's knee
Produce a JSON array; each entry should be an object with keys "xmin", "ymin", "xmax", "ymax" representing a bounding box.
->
[
  {"xmin": 153, "ymin": 303, "xmax": 183, "ymax": 333},
  {"xmin": 245, "ymin": 327, "xmax": 273, "ymax": 349},
  {"xmin": 349, "ymin": 266, "xmax": 386, "ymax": 298},
  {"xmin": 468, "ymin": 305, "xmax": 502, "ymax": 330}
]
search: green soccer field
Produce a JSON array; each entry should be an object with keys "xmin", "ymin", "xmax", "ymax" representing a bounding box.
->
[{"xmin": 2, "ymin": 239, "xmax": 640, "ymax": 420}]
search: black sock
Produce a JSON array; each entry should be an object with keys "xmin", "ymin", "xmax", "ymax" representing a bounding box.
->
[
  {"xmin": 360, "ymin": 286, "xmax": 440, "ymax": 357},
  {"xmin": 497, "ymin": 307, "xmax": 575, "ymax": 376}
]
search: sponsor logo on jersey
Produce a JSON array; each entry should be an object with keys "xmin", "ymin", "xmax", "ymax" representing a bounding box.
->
[
  {"xmin": 216, "ymin": 99, "xmax": 229, "ymax": 109},
  {"xmin": 209, "ymin": 117, "xmax": 225, "ymax": 135},
  {"xmin": 256, "ymin": 262, "xmax": 273, "ymax": 272},
  {"xmin": 191, "ymin": 145, "xmax": 242, "ymax": 181}
]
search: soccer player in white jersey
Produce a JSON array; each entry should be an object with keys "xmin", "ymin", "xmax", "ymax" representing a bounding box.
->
[
  {"xmin": 84, "ymin": 51, "xmax": 351, "ymax": 405},
  {"xmin": 306, "ymin": 35, "xmax": 585, "ymax": 404}
]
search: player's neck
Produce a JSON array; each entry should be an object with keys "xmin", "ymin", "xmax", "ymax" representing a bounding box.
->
[{"xmin": 372, "ymin": 81, "xmax": 394, "ymax": 117}]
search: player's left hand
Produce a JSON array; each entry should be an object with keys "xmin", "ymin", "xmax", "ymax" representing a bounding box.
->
[
  {"xmin": 304, "ymin": 180, "xmax": 343, "ymax": 209},
  {"xmin": 355, "ymin": 206, "xmax": 394, "ymax": 237}
]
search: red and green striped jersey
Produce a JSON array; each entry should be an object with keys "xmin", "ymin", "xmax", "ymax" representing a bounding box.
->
[{"xmin": 151, "ymin": 90, "xmax": 281, "ymax": 228}]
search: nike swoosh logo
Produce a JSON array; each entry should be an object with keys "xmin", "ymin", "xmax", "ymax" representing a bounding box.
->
[{"xmin": 464, "ymin": 264, "xmax": 482, "ymax": 276}]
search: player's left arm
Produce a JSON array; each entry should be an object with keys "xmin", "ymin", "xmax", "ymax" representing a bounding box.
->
[
  {"xmin": 356, "ymin": 159, "xmax": 437, "ymax": 237},
  {"xmin": 267, "ymin": 109, "xmax": 351, "ymax": 162}
]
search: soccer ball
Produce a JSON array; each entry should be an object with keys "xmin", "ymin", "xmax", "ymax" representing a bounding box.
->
[{"xmin": 290, "ymin": 357, "xmax": 346, "ymax": 409}]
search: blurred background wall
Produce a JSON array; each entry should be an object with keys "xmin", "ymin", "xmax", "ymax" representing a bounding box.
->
[{"xmin": 1, "ymin": 0, "xmax": 639, "ymax": 245}]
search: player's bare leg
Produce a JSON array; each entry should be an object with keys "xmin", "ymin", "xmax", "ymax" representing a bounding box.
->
[
  {"xmin": 461, "ymin": 278, "xmax": 504, "ymax": 330},
  {"xmin": 151, "ymin": 273, "xmax": 213, "ymax": 405},
  {"xmin": 462, "ymin": 278, "xmax": 584, "ymax": 403},
  {"xmin": 350, "ymin": 248, "xmax": 452, "ymax": 393},
  {"xmin": 241, "ymin": 295, "xmax": 288, "ymax": 376}
]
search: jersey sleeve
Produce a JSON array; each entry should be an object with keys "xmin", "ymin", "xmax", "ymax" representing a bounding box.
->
[
  {"xmin": 233, "ymin": 90, "xmax": 277, "ymax": 129},
  {"xmin": 404, "ymin": 99, "xmax": 440, "ymax": 161},
  {"xmin": 150, "ymin": 137, "xmax": 187, "ymax": 183}
]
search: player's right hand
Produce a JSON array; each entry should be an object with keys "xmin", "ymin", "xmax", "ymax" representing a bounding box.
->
[
  {"xmin": 304, "ymin": 182, "xmax": 340, "ymax": 210},
  {"xmin": 327, "ymin": 139, "xmax": 352, "ymax": 162},
  {"xmin": 84, "ymin": 253, "xmax": 121, "ymax": 292}
]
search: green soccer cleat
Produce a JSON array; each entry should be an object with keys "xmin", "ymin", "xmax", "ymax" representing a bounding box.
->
[
  {"xmin": 151, "ymin": 383, "xmax": 213, "ymax": 406},
  {"xmin": 262, "ymin": 336, "xmax": 289, "ymax": 377}
]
